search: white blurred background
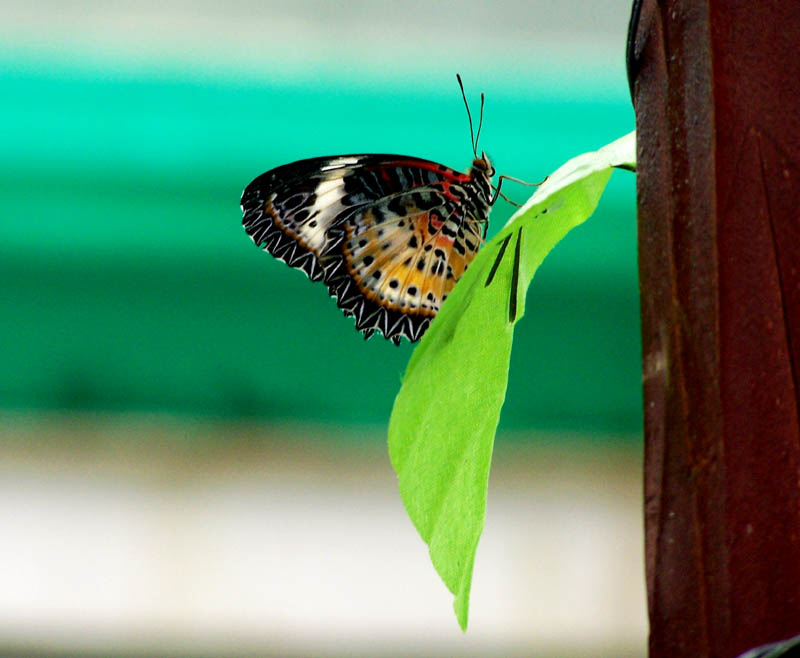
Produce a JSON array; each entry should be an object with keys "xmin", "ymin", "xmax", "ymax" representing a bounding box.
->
[{"xmin": 0, "ymin": 413, "xmax": 644, "ymax": 657}]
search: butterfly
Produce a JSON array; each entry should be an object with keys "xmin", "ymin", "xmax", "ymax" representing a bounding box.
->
[{"xmin": 241, "ymin": 76, "xmax": 516, "ymax": 345}]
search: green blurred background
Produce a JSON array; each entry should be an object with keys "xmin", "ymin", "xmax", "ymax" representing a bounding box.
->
[
  {"xmin": 0, "ymin": 2, "xmax": 645, "ymax": 656},
  {"xmin": 0, "ymin": 11, "xmax": 639, "ymax": 435}
]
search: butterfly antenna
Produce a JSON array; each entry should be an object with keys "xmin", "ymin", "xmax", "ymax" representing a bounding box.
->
[
  {"xmin": 474, "ymin": 92, "xmax": 485, "ymax": 153},
  {"xmin": 457, "ymin": 73, "xmax": 477, "ymax": 158}
]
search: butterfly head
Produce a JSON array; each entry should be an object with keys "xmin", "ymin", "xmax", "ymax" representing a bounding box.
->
[{"xmin": 471, "ymin": 151, "xmax": 495, "ymax": 178}]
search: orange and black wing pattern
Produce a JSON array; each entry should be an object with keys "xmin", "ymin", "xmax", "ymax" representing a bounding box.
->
[{"xmin": 241, "ymin": 154, "xmax": 494, "ymax": 344}]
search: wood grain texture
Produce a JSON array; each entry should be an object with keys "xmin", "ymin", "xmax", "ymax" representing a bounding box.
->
[{"xmin": 631, "ymin": 1, "xmax": 800, "ymax": 656}]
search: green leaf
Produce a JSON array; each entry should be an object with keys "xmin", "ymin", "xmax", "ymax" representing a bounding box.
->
[{"xmin": 387, "ymin": 131, "xmax": 636, "ymax": 630}]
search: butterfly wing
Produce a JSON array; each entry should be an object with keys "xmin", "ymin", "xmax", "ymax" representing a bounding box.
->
[
  {"xmin": 242, "ymin": 154, "xmax": 491, "ymax": 343},
  {"xmin": 242, "ymin": 155, "xmax": 367, "ymax": 281},
  {"xmin": 321, "ymin": 158, "xmax": 489, "ymax": 343}
]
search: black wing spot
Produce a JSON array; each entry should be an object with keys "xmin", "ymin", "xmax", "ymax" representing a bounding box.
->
[
  {"xmin": 388, "ymin": 198, "xmax": 407, "ymax": 217},
  {"xmin": 282, "ymin": 193, "xmax": 307, "ymax": 212}
]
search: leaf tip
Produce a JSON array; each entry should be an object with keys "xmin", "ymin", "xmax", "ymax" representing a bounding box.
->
[{"xmin": 454, "ymin": 594, "xmax": 469, "ymax": 632}]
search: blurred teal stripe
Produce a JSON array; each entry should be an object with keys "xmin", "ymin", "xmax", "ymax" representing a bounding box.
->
[{"xmin": 1, "ymin": 52, "xmax": 641, "ymax": 435}]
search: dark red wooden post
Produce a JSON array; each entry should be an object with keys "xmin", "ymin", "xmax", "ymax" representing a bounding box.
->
[{"xmin": 630, "ymin": 1, "xmax": 800, "ymax": 656}]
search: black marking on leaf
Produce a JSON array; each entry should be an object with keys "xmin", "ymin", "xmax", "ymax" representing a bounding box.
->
[
  {"xmin": 509, "ymin": 227, "xmax": 523, "ymax": 323},
  {"xmin": 485, "ymin": 233, "xmax": 512, "ymax": 287}
]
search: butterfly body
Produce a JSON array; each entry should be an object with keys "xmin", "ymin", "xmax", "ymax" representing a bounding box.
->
[{"xmin": 241, "ymin": 152, "xmax": 495, "ymax": 345}]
